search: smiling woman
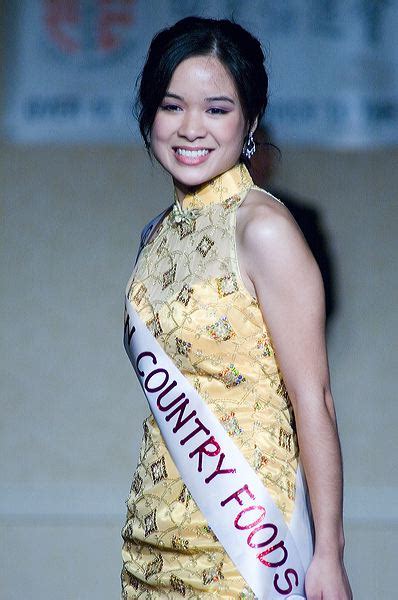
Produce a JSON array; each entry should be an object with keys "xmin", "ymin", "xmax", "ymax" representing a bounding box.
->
[
  {"xmin": 150, "ymin": 55, "xmax": 248, "ymax": 194},
  {"xmin": 121, "ymin": 16, "xmax": 352, "ymax": 600}
]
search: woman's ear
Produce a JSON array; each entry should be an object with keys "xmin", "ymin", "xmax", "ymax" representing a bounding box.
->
[{"xmin": 250, "ymin": 116, "xmax": 259, "ymax": 135}]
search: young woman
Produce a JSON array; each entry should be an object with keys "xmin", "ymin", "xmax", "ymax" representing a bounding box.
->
[{"xmin": 122, "ymin": 16, "xmax": 352, "ymax": 600}]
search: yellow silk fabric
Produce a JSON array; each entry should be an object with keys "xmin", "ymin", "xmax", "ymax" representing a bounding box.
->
[{"xmin": 121, "ymin": 163, "xmax": 299, "ymax": 599}]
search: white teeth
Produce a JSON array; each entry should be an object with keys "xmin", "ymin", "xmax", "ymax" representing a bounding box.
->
[{"xmin": 176, "ymin": 148, "xmax": 209, "ymax": 158}]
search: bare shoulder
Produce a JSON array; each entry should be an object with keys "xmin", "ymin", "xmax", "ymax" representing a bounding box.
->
[
  {"xmin": 237, "ymin": 187, "xmax": 307, "ymax": 254},
  {"xmin": 237, "ymin": 188, "xmax": 324, "ymax": 324}
]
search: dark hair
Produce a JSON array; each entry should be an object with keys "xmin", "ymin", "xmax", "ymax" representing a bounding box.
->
[{"xmin": 135, "ymin": 16, "xmax": 269, "ymax": 158}]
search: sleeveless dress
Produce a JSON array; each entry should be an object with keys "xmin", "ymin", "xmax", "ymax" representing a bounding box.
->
[{"xmin": 121, "ymin": 163, "xmax": 313, "ymax": 599}]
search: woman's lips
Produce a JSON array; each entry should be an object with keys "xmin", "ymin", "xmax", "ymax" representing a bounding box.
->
[{"xmin": 173, "ymin": 147, "xmax": 212, "ymax": 165}]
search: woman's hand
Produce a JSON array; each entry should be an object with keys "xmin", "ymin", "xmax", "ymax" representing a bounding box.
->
[{"xmin": 305, "ymin": 553, "xmax": 353, "ymax": 600}]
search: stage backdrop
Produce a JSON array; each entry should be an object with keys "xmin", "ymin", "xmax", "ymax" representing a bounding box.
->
[{"xmin": 3, "ymin": 0, "xmax": 398, "ymax": 147}]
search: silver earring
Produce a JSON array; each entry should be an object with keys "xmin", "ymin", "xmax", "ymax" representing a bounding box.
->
[{"xmin": 243, "ymin": 131, "xmax": 256, "ymax": 159}]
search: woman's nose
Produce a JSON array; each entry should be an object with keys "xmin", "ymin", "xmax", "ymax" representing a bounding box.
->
[{"xmin": 177, "ymin": 110, "xmax": 206, "ymax": 140}]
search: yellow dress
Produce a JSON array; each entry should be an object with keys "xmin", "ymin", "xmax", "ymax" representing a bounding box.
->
[{"xmin": 121, "ymin": 163, "xmax": 303, "ymax": 599}]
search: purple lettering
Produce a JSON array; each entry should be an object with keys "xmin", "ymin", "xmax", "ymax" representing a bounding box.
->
[
  {"xmin": 188, "ymin": 436, "xmax": 220, "ymax": 473},
  {"xmin": 144, "ymin": 368, "xmax": 169, "ymax": 392},
  {"xmin": 220, "ymin": 484, "xmax": 255, "ymax": 508},
  {"xmin": 179, "ymin": 418, "xmax": 210, "ymax": 445},
  {"xmin": 136, "ymin": 351, "xmax": 157, "ymax": 376},
  {"xmin": 156, "ymin": 380, "xmax": 178, "ymax": 406},
  {"xmin": 123, "ymin": 313, "xmax": 135, "ymax": 345},
  {"xmin": 165, "ymin": 398, "xmax": 196, "ymax": 432},
  {"xmin": 234, "ymin": 505, "xmax": 266, "ymax": 530},
  {"xmin": 257, "ymin": 540, "xmax": 289, "ymax": 568},
  {"xmin": 205, "ymin": 452, "xmax": 236, "ymax": 484},
  {"xmin": 247, "ymin": 523, "xmax": 278, "ymax": 549},
  {"xmin": 157, "ymin": 388, "xmax": 185, "ymax": 413},
  {"xmin": 273, "ymin": 568, "xmax": 299, "ymax": 595}
]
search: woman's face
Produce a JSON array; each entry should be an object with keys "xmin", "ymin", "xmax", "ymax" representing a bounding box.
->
[{"xmin": 150, "ymin": 55, "xmax": 248, "ymax": 199}]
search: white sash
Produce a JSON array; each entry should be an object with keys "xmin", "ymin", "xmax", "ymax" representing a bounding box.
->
[{"xmin": 124, "ymin": 299, "xmax": 312, "ymax": 599}]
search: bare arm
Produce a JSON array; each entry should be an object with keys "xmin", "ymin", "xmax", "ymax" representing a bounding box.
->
[{"xmin": 236, "ymin": 191, "xmax": 352, "ymax": 599}]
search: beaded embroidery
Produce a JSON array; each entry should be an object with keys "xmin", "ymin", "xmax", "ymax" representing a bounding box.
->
[
  {"xmin": 240, "ymin": 586, "xmax": 257, "ymax": 600},
  {"xmin": 144, "ymin": 508, "xmax": 158, "ymax": 537},
  {"xmin": 276, "ymin": 379, "xmax": 290, "ymax": 401},
  {"xmin": 122, "ymin": 520, "xmax": 135, "ymax": 540},
  {"xmin": 150, "ymin": 456, "xmax": 168, "ymax": 485},
  {"xmin": 176, "ymin": 284, "xmax": 194, "ymax": 306},
  {"xmin": 216, "ymin": 273, "xmax": 238, "ymax": 297},
  {"xmin": 206, "ymin": 315, "xmax": 236, "ymax": 341},
  {"xmin": 126, "ymin": 572, "xmax": 140, "ymax": 591},
  {"xmin": 177, "ymin": 219, "xmax": 196, "ymax": 240},
  {"xmin": 222, "ymin": 194, "xmax": 241, "ymax": 211},
  {"xmin": 221, "ymin": 411, "xmax": 242, "ymax": 436},
  {"xmin": 178, "ymin": 484, "xmax": 192, "ymax": 507},
  {"xmin": 146, "ymin": 313, "xmax": 163, "ymax": 338},
  {"xmin": 253, "ymin": 445, "xmax": 269, "ymax": 471},
  {"xmin": 162, "ymin": 264, "xmax": 176, "ymax": 289},
  {"xmin": 156, "ymin": 236, "xmax": 167, "ymax": 256},
  {"xmin": 144, "ymin": 554, "xmax": 163, "ymax": 579},
  {"xmin": 279, "ymin": 427, "xmax": 292, "ymax": 452},
  {"xmin": 176, "ymin": 337, "xmax": 192, "ymax": 356},
  {"xmin": 171, "ymin": 535, "xmax": 190, "ymax": 551},
  {"xmin": 201, "ymin": 524, "xmax": 219, "ymax": 542},
  {"xmin": 218, "ymin": 364, "xmax": 246, "ymax": 388},
  {"xmin": 170, "ymin": 574, "xmax": 186, "ymax": 596},
  {"xmin": 196, "ymin": 235, "xmax": 215, "ymax": 257},
  {"xmin": 132, "ymin": 283, "xmax": 147, "ymax": 305},
  {"xmin": 131, "ymin": 472, "xmax": 143, "ymax": 496},
  {"xmin": 202, "ymin": 562, "xmax": 224, "ymax": 585},
  {"xmin": 257, "ymin": 333, "xmax": 273, "ymax": 357}
]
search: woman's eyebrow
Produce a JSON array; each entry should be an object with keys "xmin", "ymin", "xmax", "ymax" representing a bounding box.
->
[
  {"xmin": 205, "ymin": 96, "xmax": 235, "ymax": 104},
  {"xmin": 164, "ymin": 92, "xmax": 235, "ymax": 105},
  {"xmin": 164, "ymin": 92, "xmax": 183, "ymax": 100}
]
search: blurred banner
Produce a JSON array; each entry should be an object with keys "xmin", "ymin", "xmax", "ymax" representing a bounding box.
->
[{"xmin": 3, "ymin": 0, "xmax": 398, "ymax": 147}]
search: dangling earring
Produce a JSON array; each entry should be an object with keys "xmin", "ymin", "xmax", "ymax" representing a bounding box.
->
[{"xmin": 243, "ymin": 131, "xmax": 256, "ymax": 159}]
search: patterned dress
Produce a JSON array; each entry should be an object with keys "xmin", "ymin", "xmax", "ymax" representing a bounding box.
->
[{"xmin": 121, "ymin": 163, "xmax": 311, "ymax": 599}]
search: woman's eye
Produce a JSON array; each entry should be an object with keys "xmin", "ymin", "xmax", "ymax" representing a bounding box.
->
[
  {"xmin": 207, "ymin": 107, "xmax": 228, "ymax": 115},
  {"xmin": 160, "ymin": 104, "xmax": 181, "ymax": 112}
]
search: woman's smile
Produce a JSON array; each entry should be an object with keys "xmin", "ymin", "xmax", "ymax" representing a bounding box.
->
[{"xmin": 173, "ymin": 146, "xmax": 212, "ymax": 165}]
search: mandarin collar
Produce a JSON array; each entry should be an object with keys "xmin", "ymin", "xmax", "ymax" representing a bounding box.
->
[{"xmin": 175, "ymin": 162, "xmax": 253, "ymax": 210}]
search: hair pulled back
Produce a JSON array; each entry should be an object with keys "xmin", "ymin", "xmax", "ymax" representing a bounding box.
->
[{"xmin": 136, "ymin": 16, "xmax": 268, "ymax": 153}]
